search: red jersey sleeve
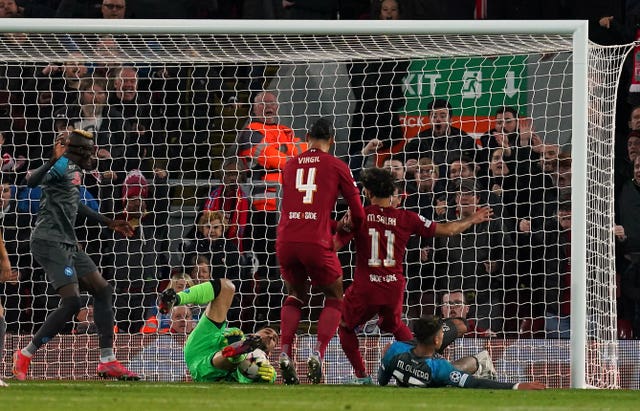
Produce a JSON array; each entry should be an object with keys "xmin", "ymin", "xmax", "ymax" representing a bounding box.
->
[{"xmin": 336, "ymin": 160, "xmax": 365, "ymax": 231}]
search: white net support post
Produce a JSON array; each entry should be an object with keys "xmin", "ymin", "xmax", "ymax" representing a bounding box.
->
[{"xmin": 0, "ymin": 19, "xmax": 628, "ymax": 388}]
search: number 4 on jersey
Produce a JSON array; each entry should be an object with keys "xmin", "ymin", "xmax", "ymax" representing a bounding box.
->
[{"xmin": 296, "ymin": 167, "xmax": 317, "ymax": 204}]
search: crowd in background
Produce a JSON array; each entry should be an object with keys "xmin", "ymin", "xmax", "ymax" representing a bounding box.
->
[{"xmin": 0, "ymin": 0, "xmax": 638, "ymax": 340}]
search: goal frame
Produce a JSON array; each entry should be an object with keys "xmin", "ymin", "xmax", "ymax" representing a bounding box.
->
[{"xmin": 0, "ymin": 18, "xmax": 603, "ymax": 388}]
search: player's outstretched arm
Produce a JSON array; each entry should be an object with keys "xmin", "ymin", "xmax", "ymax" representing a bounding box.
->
[
  {"xmin": 434, "ymin": 206, "xmax": 493, "ymax": 237},
  {"xmin": 77, "ymin": 203, "xmax": 134, "ymax": 237}
]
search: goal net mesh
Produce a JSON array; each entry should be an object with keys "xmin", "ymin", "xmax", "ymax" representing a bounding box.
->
[{"xmin": 0, "ymin": 29, "xmax": 628, "ymax": 388}]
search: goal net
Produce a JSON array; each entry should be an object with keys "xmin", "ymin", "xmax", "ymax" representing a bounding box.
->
[{"xmin": 0, "ymin": 19, "xmax": 629, "ymax": 388}]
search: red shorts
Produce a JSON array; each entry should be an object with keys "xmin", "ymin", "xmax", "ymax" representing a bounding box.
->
[
  {"xmin": 276, "ymin": 241, "xmax": 343, "ymax": 287},
  {"xmin": 341, "ymin": 285, "xmax": 404, "ymax": 333}
]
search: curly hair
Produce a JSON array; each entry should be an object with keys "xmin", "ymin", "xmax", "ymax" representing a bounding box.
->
[{"xmin": 360, "ymin": 167, "xmax": 396, "ymax": 199}]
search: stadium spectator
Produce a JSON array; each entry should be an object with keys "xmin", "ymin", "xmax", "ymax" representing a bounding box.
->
[
  {"xmin": 556, "ymin": 153, "xmax": 572, "ymax": 189},
  {"xmin": 13, "ymin": 130, "xmax": 139, "ymax": 381},
  {"xmin": 53, "ymin": 77, "xmax": 128, "ymax": 214},
  {"xmin": 619, "ymin": 244, "xmax": 640, "ymax": 338},
  {"xmin": 334, "ymin": 167, "xmax": 492, "ymax": 384},
  {"xmin": 126, "ymin": 0, "xmax": 206, "ymax": 18},
  {"xmin": 614, "ymin": 132, "xmax": 640, "ymax": 275},
  {"xmin": 378, "ymin": 315, "xmax": 546, "ymax": 389},
  {"xmin": 477, "ymin": 106, "xmax": 541, "ymax": 176},
  {"xmin": 0, "ymin": 132, "xmax": 26, "ymax": 176},
  {"xmin": 439, "ymin": 290, "xmax": 496, "ymax": 339},
  {"xmin": 201, "ymin": 159, "xmax": 251, "ymax": 253},
  {"xmin": 130, "ymin": 306, "xmax": 194, "ymax": 382},
  {"xmin": 478, "ymin": 148, "xmax": 518, "ymax": 219},
  {"xmin": 0, "ymin": 0, "xmax": 18, "ymax": 17},
  {"xmin": 404, "ymin": 157, "xmax": 440, "ymax": 219},
  {"xmin": 181, "ymin": 210, "xmax": 242, "ymax": 284},
  {"xmin": 102, "ymin": 169, "xmax": 171, "ymax": 333},
  {"xmin": 374, "ymin": 0, "xmax": 399, "ymax": 19},
  {"xmin": 348, "ymin": 137, "xmax": 383, "ymax": 182},
  {"xmin": 56, "ymin": 0, "xmax": 103, "ymax": 17},
  {"xmin": 0, "ymin": 178, "xmax": 34, "ymax": 334},
  {"xmin": 349, "ymin": 0, "xmax": 407, "ymax": 157},
  {"xmin": 236, "ymin": 91, "xmax": 307, "ymax": 327},
  {"xmin": 183, "ymin": 207, "xmax": 252, "ymax": 323},
  {"xmin": 539, "ymin": 202, "xmax": 572, "ymax": 339},
  {"xmin": 141, "ymin": 273, "xmax": 194, "ymax": 335},
  {"xmin": 33, "ymin": 55, "xmax": 90, "ymax": 158},
  {"xmin": 0, "ymin": 219, "xmax": 13, "ymax": 387},
  {"xmin": 404, "ymin": 158, "xmax": 441, "ymax": 320},
  {"xmin": 402, "ymin": 99, "xmax": 476, "ymax": 178},
  {"xmin": 382, "ymin": 158, "xmax": 407, "ymax": 182},
  {"xmin": 433, "ymin": 290, "xmax": 498, "ymax": 379},
  {"xmin": 616, "ymin": 155, "xmax": 640, "ymax": 266},
  {"xmin": 237, "ymin": 91, "xmax": 306, "ymax": 213},
  {"xmin": 616, "ymin": 130, "xmax": 640, "ymax": 196},
  {"xmin": 109, "ymin": 65, "xmax": 168, "ymax": 175},
  {"xmin": 189, "ymin": 254, "xmax": 212, "ymax": 284},
  {"xmin": 441, "ymin": 155, "xmax": 480, "ymax": 207},
  {"xmin": 281, "ymin": 0, "xmax": 338, "ymax": 19},
  {"xmin": 157, "ymin": 277, "xmax": 278, "ymax": 383},
  {"xmin": 276, "ymin": 117, "xmax": 365, "ymax": 385},
  {"xmin": 101, "ymin": 0, "xmax": 126, "ymax": 18},
  {"xmin": 432, "ymin": 178, "xmax": 517, "ymax": 334}
]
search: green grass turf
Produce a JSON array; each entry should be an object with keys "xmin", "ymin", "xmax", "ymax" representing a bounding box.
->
[{"xmin": 1, "ymin": 381, "xmax": 639, "ymax": 411}]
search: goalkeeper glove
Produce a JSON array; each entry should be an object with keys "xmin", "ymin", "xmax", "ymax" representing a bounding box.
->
[
  {"xmin": 222, "ymin": 334, "xmax": 263, "ymax": 358},
  {"xmin": 158, "ymin": 288, "xmax": 179, "ymax": 314},
  {"xmin": 256, "ymin": 360, "xmax": 276, "ymax": 383},
  {"xmin": 223, "ymin": 328, "xmax": 244, "ymax": 346}
]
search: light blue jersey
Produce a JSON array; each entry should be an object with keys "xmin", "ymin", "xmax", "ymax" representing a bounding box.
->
[{"xmin": 378, "ymin": 341, "xmax": 515, "ymax": 389}]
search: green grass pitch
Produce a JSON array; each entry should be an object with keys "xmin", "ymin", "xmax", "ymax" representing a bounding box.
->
[{"xmin": 1, "ymin": 381, "xmax": 639, "ymax": 411}]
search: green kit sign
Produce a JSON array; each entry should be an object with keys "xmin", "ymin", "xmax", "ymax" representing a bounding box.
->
[{"xmin": 403, "ymin": 55, "xmax": 528, "ymax": 116}]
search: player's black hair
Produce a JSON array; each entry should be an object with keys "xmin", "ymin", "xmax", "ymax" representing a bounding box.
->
[
  {"xmin": 360, "ymin": 167, "xmax": 396, "ymax": 199},
  {"xmin": 308, "ymin": 117, "xmax": 335, "ymax": 140},
  {"xmin": 412, "ymin": 315, "xmax": 443, "ymax": 344}
]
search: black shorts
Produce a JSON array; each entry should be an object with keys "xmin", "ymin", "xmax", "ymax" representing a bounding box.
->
[{"xmin": 31, "ymin": 238, "xmax": 98, "ymax": 291}]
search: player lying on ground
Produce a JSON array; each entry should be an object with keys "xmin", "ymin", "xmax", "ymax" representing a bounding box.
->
[
  {"xmin": 334, "ymin": 167, "xmax": 493, "ymax": 383},
  {"xmin": 379, "ymin": 314, "xmax": 546, "ymax": 389},
  {"xmin": 159, "ymin": 278, "xmax": 278, "ymax": 383}
]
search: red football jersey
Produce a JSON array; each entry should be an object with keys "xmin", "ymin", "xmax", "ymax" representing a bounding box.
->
[
  {"xmin": 338, "ymin": 204, "xmax": 437, "ymax": 304},
  {"xmin": 277, "ymin": 148, "xmax": 364, "ymax": 249}
]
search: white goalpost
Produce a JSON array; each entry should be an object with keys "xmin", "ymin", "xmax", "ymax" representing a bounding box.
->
[{"xmin": 0, "ymin": 18, "xmax": 629, "ymax": 388}]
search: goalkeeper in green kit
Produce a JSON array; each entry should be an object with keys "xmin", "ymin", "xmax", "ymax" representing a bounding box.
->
[{"xmin": 159, "ymin": 277, "xmax": 278, "ymax": 383}]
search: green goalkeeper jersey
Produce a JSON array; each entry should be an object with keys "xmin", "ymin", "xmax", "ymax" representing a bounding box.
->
[{"xmin": 183, "ymin": 316, "xmax": 253, "ymax": 383}]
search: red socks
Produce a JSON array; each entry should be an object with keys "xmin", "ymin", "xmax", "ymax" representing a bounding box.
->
[
  {"xmin": 280, "ymin": 296, "xmax": 304, "ymax": 357},
  {"xmin": 315, "ymin": 298, "xmax": 343, "ymax": 359}
]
